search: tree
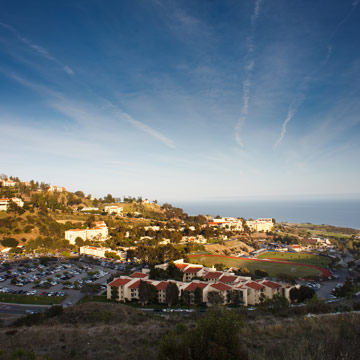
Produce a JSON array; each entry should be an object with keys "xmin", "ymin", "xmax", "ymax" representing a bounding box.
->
[
  {"xmin": 214, "ymin": 263, "xmax": 226, "ymax": 271},
  {"xmin": 105, "ymin": 251, "xmax": 120, "ymax": 260},
  {"xmin": 259, "ymin": 295, "xmax": 289, "ymax": 314},
  {"xmin": 111, "ymin": 286, "xmax": 119, "ymax": 301},
  {"xmin": 158, "ymin": 307, "xmax": 248, "ymax": 360},
  {"xmin": 333, "ymin": 277, "xmax": 355, "ymax": 298},
  {"xmin": 104, "ymin": 194, "xmax": 115, "ymax": 203},
  {"xmin": 80, "ymin": 283, "xmax": 101, "ymax": 298},
  {"xmin": 139, "ymin": 280, "xmax": 157, "ymax": 305},
  {"xmin": 181, "ymin": 290, "xmax": 191, "ymax": 305},
  {"xmin": 194, "ymin": 287, "xmax": 203, "ymax": 306},
  {"xmin": 74, "ymin": 191, "xmax": 85, "ymax": 198},
  {"xmin": 1, "ymin": 237, "xmax": 19, "ymax": 248},
  {"xmin": 237, "ymin": 267, "xmax": 251, "ymax": 276},
  {"xmin": 254, "ymin": 269, "xmax": 268, "ymax": 278},
  {"xmin": 75, "ymin": 237, "xmax": 85, "ymax": 247},
  {"xmin": 207, "ymin": 291, "xmax": 224, "ymax": 305},
  {"xmin": 86, "ymin": 215, "xmax": 95, "ymax": 228},
  {"xmin": 167, "ymin": 261, "xmax": 184, "ymax": 281},
  {"xmin": 290, "ymin": 285, "xmax": 315, "ymax": 303},
  {"xmin": 231, "ymin": 290, "xmax": 243, "ymax": 307},
  {"xmin": 166, "ymin": 282, "xmax": 179, "ymax": 307},
  {"xmin": 7, "ymin": 201, "xmax": 25, "ymax": 215}
]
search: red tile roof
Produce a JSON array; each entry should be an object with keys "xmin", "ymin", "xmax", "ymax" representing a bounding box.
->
[
  {"xmin": 184, "ymin": 267, "xmax": 201, "ymax": 274},
  {"xmin": 128, "ymin": 280, "xmax": 140, "ymax": 289},
  {"xmin": 184, "ymin": 282, "xmax": 208, "ymax": 291},
  {"xmin": 130, "ymin": 272, "xmax": 148, "ymax": 279},
  {"xmin": 210, "ymin": 283, "xmax": 232, "ymax": 291},
  {"xmin": 175, "ymin": 263, "xmax": 188, "ymax": 270},
  {"xmin": 204, "ymin": 272, "xmax": 222, "ymax": 280},
  {"xmin": 108, "ymin": 278, "xmax": 132, "ymax": 287},
  {"xmin": 155, "ymin": 281, "xmax": 169, "ymax": 290},
  {"xmin": 219, "ymin": 275, "xmax": 237, "ymax": 283},
  {"xmin": 262, "ymin": 281, "xmax": 281, "ymax": 289},
  {"xmin": 246, "ymin": 282, "xmax": 265, "ymax": 290}
]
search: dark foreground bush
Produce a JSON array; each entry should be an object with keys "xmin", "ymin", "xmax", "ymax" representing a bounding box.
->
[{"xmin": 158, "ymin": 307, "xmax": 248, "ymax": 360}]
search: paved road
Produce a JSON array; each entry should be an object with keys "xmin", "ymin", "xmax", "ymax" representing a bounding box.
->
[
  {"xmin": 0, "ymin": 303, "xmax": 49, "ymax": 315},
  {"xmin": 316, "ymin": 268, "xmax": 348, "ymax": 299}
]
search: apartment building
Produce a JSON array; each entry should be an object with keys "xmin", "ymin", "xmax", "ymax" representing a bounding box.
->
[{"xmin": 107, "ymin": 262, "xmax": 293, "ymax": 306}]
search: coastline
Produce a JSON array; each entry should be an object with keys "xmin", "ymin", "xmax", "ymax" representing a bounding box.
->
[{"xmin": 174, "ymin": 199, "xmax": 360, "ymax": 230}]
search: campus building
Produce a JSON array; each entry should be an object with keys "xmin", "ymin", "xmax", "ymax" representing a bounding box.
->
[
  {"xmin": 107, "ymin": 260, "xmax": 293, "ymax": 306},
  {"xmin": 65, "ymin": 221, "xmax": 108, "ymax": 244}
]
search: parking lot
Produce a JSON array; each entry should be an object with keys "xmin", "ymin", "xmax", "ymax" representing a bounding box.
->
[{"xmin": 0, "ymin": 257, "xmax": 118, "ymax": 306}]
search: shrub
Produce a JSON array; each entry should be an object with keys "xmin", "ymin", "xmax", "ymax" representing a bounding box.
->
[{"xmin": 158, "ymin": 307, "xmax": 248, "ymax": 360}]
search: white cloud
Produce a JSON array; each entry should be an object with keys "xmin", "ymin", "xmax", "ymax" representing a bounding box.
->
[
  {"xmin": 234, "ymin": 0, "xmax": 263, "ymax": 147},
  {"xmin": 3, "ymin": 71, "xmax": 175, "ymax": 149},
  {"xmin": 0, "ymin": 21, "xmax": 74, "ymax": 75}
]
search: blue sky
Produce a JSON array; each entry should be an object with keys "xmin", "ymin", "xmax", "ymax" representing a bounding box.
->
[{"xmin": 1, "ymin": 0, "xmax": 360, "ymax": 202}]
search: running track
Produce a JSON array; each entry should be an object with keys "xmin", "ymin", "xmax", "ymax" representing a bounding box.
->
[{"xmin": 188, "ymin": 254, "xmax": 332, "ymax": 277}]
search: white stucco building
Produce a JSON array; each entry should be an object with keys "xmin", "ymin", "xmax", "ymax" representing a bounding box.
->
[
  {"xmin": 65, "ymin": 221, "xmax": 108, "ymax": 244},
  {"xmin": 48, "ymin": 185, "xmax": 66, "ymax": 192},
  {"xmin": 104, "ymin": 205, "xmax": 123, "ymax": 215},
  {"xmin": 0, "ymin": 198, "xmax": 24, "ymax": 211}
]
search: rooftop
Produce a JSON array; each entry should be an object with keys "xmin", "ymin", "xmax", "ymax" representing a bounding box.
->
[
  {"xmin": 210, "ymin": 282, "xmax": 232, "ymax": 291},
  {"xmin": 184, "ymin": 282, "xmax": 208, "ymax": 291},
  {"xmin": 203, "ymin": 271, "xmax": 223, "ymax": 280},
  {"xmin": 108, "ymin": 278, "xmax": 132, "ymax": 287},
  {"xmin": 130, "ymin": 272, "xmax": 148, "ymax": 279},
  {"xmin": 246, "ymin": 282, "xmax": 265, "ymax": 291},
  {"xmin": 184, "ymin": 267, "xmax": 201, "ymax": 274}
]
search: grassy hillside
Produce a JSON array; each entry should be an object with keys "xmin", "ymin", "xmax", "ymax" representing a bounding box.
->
[{"xmin": 1, "ymin": 303, "xmax": 360, "ymax": 360}]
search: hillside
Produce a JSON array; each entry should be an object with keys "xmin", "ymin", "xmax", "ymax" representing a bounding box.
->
[{"xmin": 1, "ymin": 302, "xmax": 360, "ymax": 359}]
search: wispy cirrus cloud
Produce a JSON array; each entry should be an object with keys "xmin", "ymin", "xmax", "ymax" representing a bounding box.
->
[
  {"xmin": 3, "ymin": 71, "xmax": 175, "ymax": 149},
  {"xmin": 328, "ymin": 0, "xmax": 359, "ymax": 41},
  {"xmin": 106, "ymin": 102, "xmax": 176, "ymax": 149},
  {"xmin": 234, "ymin": 0, "xmax": 263, "ymax": 147},
  {"xmin": 153, "ymin": 0, "xmax": 211, "ymax": 42},
  {"xmin": 0, "ymin": 21, "xmax": 74, "ymax": 75},
  {"xmin": 274, "ymin": 1, "xmax": 359, "ymax": 149}
]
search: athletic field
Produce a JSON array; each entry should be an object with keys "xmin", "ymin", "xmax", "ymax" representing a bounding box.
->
[
  {"xmin": 188, "ymin": 254, "xmax": 331, "ymax": 278},
  {"xmin": 256, "ymin": 251, "xmax": 331, "ymax": 267}
]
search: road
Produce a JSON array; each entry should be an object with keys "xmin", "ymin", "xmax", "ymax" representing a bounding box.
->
[
  {"xmin": 316, "ymin": 251, "xmax": 354, "ymax": 299},
  {"xmin": 0, "ymin": 303, "xmax": 49, "ymax": 315}
]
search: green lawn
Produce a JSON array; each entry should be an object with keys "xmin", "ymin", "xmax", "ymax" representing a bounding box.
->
[
  {"xmin": 188, "ymin": 255, "xmax": 322, "ymax": 278},
  {"xmin": 257, "ymin": 252, "xmax": 331, "ymax": 267},
  {"xmin": 0, "ymin": 293, "xmax": 64, "ymax": 305}
]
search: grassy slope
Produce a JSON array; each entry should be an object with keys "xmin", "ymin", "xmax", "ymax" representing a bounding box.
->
[
  {"xmin": 0, "ymin": 303, "xmax": 359, "ymax": 360},
  {"xmin": 188, "ymin": 255, "xmax": 322, "ymax": 277},
  {"xmin": 257, "ymin": 251, "xmax": 331, "ymax": 267},
  {"xmin": 0, "ymin": 303, "xmax": 173, "ymax": 360}
]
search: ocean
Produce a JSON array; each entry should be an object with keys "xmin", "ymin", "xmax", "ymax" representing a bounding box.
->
[{"xmin": 174, "ymin": 199, "xmax": 360, "ymax": 230}]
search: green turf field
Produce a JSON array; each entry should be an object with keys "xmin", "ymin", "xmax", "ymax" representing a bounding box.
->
[
  {"xmin": 188, "ymin": 255, "xmax": 322, "ymax": 278},
  {"xmin": 256, "ymin": 252, "xmax": 331, "ymax": 267}
]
